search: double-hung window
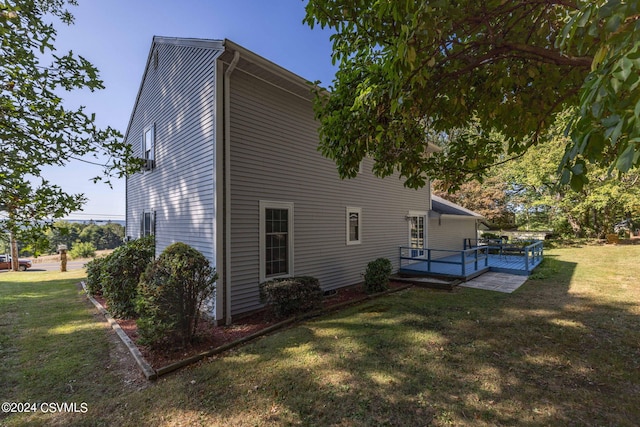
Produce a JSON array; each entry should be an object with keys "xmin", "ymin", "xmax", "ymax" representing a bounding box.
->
[
  {"xmin": 259, "ymin": 201, "xmax": 294, "ymax": 283},
  {"xmin": 140, "ymin": 210, "xmax": 155, "ymax": 237}
]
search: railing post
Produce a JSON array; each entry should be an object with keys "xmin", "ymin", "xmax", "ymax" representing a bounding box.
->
[
  {"xmin": 427, "ymin": 249, "xmax": 432, "ymax": 272},
  {"xmin": 461, "ymin": 251, "xmax": 466, "ymax": 276},
  {"xmin": 525, "ymin": 247, "xmax": 530, "ymax": 271},
  {"xmin": 474, "ymin": 248, "xmax": 478, "ymax": 271}
]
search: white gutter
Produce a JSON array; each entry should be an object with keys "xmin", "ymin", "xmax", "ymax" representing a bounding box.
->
[{"xmin": 224, "ymin": 50, "xmax": 240, "ymax": 326}]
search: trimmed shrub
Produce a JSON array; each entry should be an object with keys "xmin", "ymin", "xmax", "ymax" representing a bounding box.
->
[
  {"xmin": 363, "ymin": 258, "xmax": 392, "ymax": 294},
  {"xmin": 84, "ymin": 256, "xmax": 107, "ymax": 296},
  {"xmin": 69, "ymin": 241, "xmax": 96, "ymax": 259},
  {"xmin": 101, "ymin": 236, "xmax": 155, "ymax": 318},
  {"xmin": 259, "ymin": 276, "xmax": 322, "ymax": 319},
  {"xmin": 136, "ymin": 242, "xmax": 217, "ymax": 348}
]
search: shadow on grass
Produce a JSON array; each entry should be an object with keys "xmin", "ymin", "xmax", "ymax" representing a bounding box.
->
[
  {"xmin": 0, "ymin": 274, "xmax": 126, "ymax": 422},
  {"xmin": 129, "ymin": 255, "xmax": 640, "ymax": 426},
  {"xmin": 3, "ymin": 252, "xmax": 640, "ymax": 426}
]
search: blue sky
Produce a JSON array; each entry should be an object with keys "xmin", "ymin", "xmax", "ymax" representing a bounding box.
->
[{"xmin": 48, "ymin": 0, "xmax": 336, "ymax": 221}]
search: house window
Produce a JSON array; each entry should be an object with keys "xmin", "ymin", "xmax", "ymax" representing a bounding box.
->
[
  {"xmin": 346, "ymin": 207, "xmax": 362, "ymax": 245},
  {"xmin": 140, "ymin": 210, "xmax": 155, "ymax": 237},
  {"xmin": 260, "ymin": 201, "xmax": 294, "ymax": 282},
  {"xmin": 142, "ymin": 124, "xmax": 155, "ymax": 171}
]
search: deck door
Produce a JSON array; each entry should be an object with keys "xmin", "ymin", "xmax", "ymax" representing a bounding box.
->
[{"xmin": 408, "ymin": 212, "xmax": 427, "ymax": 257}]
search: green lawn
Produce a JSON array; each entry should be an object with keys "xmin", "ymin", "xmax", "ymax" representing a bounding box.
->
[{"xmin": 1, "ymin": 245, "xmax": 639, "ymax": 426}]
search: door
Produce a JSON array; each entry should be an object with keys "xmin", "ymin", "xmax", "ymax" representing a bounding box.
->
[{"xmin": 408, "ymin": 214, "xmax": 426, "ymax": 258}]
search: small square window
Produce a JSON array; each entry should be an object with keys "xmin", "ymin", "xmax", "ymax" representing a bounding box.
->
[{"xmin": 346, "ymin": 207, "xmax": 362, "ymax": 245}]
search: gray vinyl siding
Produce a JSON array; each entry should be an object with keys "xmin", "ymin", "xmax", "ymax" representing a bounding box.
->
[
  {"xmin": 228, "ymin": 67, "xmax": 430, "ymax": 315},
  {"xmin": 125, "ymin": 42, "xmax": 220, "ymax": 263},
  {"xmin": 428, "ymin": 216, "xmax": 477, "ymax": 254}
]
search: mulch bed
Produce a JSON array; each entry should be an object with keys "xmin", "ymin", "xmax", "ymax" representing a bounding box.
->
[{"xmin": 93, "ymin": 282, "xmax": 409, "ymax": 369}]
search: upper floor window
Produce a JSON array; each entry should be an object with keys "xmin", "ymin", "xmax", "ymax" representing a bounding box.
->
[{"xmin": 142, "ymin": 124, "xmax": 155, "ymax": 171}]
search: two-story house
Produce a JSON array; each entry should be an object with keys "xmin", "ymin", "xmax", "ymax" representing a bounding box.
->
[{"xmin": 125, "ymin": 37, "xmax": 476, "ymax": 324}]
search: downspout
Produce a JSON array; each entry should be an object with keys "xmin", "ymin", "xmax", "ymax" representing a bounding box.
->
[{"xmin": 224, "ymin": 50, "xmax": 240, "ymax": 326}]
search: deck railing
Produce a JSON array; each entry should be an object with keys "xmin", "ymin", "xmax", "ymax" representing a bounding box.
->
[
  {"xmin": 464, "ymin": 238, "xmax": 544, "ymax": 272},
  {"xmin": 522, "ymin": 240, "xmax": 544, "ymax": 271},
  {"xmin": 399, "ymin": 246, "xmax": 490, "ymax": 276},
  {"xmin": 464, "ymin": 237, "xmax": 505, "ymax": 249}
]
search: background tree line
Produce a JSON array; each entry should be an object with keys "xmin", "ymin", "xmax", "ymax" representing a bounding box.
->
[
  {"xmin": 0, "ymin": 221, "xmax": 125, "ymax": 257},
  {"xmin": 433, "ymin": 111, "xmax": 640, "ymax": 239}
]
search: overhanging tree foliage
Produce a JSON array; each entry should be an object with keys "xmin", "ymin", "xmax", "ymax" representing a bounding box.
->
[
  {"xmin": 1, "ymin": 0, "xmax": 140, "ymax": 269},
  {"xmin": 558, "ymin": 1, "xmax": 640, "ymax": 189},
  {"xmin": 497, "ymin": 112, "xmax": 640, "ymax": 238},
  {"xmin": 442, "ymin": 110, "xmax": 640, "ymax": 237},
  {"xmin": 304, "ymin": 0, "xmax": 640, "ymax": 190}
]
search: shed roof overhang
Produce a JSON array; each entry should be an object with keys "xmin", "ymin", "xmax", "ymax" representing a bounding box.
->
[{"xmin": 430, "ymin": 195, "xmax": 484, "ymax": 219}]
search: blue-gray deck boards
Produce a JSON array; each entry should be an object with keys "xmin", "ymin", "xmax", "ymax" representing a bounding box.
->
[{"xmin": 399, "ymin": 253, "xmax": 543, "ymax": 281}]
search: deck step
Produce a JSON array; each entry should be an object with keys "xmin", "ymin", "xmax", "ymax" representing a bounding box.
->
[{"xmin": 392, "ymin": 275, "xmax": 461, "ymax": 290}]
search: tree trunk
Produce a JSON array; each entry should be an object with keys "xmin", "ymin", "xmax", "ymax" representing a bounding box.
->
[
  {"xmin": 10, "ymin": 231, "xmax": 19, "ymax": 272},
  {"xmin": 567, "ymin": 214, "xmax": 582, "ymax": 238}
]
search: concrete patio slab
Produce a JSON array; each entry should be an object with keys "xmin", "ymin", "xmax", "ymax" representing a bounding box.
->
[{"xmin": 460, "ymin": 271, "xmax": 529, "ymax": 293}]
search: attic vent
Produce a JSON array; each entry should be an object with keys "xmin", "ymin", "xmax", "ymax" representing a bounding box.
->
[{"xmin": 153, "ymin": 49, "xmax": 159, "ymax": 69}]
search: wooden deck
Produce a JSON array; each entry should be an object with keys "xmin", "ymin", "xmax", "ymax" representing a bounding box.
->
[{"xmin": 398, "ymin": 243, "xmax": 544, "ymax": 281}]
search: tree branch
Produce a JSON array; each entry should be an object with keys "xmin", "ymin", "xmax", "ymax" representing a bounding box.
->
[{"xmin": 498, "ymin": 42, "xmax": 592, "ymax": 67}]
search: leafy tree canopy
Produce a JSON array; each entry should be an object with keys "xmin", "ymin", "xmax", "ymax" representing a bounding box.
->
[
  {"xmin": 1, "ymin": 0, "xmax": 140, "ymax": 265},
  {"xmin": 443, "ymin": 109, "xmax": 640, "ymax": 238},
  {"xmin": 498, "ymin": 112, "xmax": 640, "ymax": 237},
  {"xmin": 304, "ymin": 0, "xmax": 640, "ymax": 190}
]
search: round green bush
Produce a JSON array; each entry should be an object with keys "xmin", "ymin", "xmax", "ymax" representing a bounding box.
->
[
  {"xmin": 101, "ymin": 236, "xmax": 155, "ymax": 318},
  {"xmin": 136, "ymin": 242, "xmax": 217, "ymax": 348},
  {"xmin": 259, "ymin": 276, "xmax": 322, "ymax": 319},
  {"xmin": 84, "ymin": 256, "xmax": 106, "ymax": 296},
  {"xmin": 69, "ymin": 241, "xmax": 96, "ymax": 259},
  {"xmin": 363, "ymin": 258, "xmax": 392, "ymax": 294}
]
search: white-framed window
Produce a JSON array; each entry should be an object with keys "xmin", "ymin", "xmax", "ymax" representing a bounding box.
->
[
  {"xmin": 142, "ymin": 124, "xmax": 155, "ymax": 171},
  {"xmin": 346, "ymin": 207, "xmax": 362, "ymax": 245},
  {"xmin": 259, "ymin": 201, "xmax": 294, "ymax": 283},
  {"xmin": 140, "ymin": 210, "xmax": 155, "ymax": 237}
]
